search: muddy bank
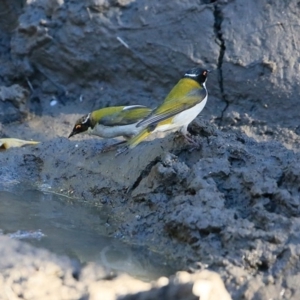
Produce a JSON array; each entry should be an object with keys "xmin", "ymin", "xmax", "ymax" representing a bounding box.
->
[
  {"xmin": 2, "ymin": 0, "xmax": 299, "ymax": 144},
  {"xmin": 1, "ymin": 0, "xmax": 300, "ymax": 299},
  {"xmin": 0, "ymin": 235, "xmax": 232, "ymax": 300},
  {"xmin": 1, "ymin": 119, "xmax": 300, "ymax": 298}
]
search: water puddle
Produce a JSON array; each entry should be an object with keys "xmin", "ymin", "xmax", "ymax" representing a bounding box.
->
[{"xmin": 0, "ymin": 184, "xmax": 175, "ymax": 281}]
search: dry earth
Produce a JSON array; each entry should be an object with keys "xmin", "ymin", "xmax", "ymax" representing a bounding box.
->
[{"xmin": 1, "ymin": 0, "xmax": 300, "ymax": 299}]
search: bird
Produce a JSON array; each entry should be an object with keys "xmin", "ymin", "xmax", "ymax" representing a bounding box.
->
[
  {"xmin": 127, "ymin": 67, "xmax": 209, "ymax": 149},
  {"xmin": 68, "ymin": 105, "xmax": 152, "ymax": 150}
]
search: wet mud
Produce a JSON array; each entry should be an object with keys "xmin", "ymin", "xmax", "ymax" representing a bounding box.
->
[{"xmin": 1, "ymin": 0, "xmax": 300, "ymax": 299}]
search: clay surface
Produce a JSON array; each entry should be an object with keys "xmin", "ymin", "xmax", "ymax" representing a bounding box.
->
[{"xmin": 0, "ymin": 0, "xmax": 300, "ymax": 299}]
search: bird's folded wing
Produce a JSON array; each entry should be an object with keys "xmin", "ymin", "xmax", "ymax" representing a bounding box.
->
[
  {"xmin": 100, "ymin": 105, "xmax": 152, "ymax": 126},
  {"xmin": 137, "ymin": 89, "xmax": 206, "ymax": 128}
]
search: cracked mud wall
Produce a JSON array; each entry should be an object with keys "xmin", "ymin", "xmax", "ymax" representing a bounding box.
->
[
  {"xmin": 9, "ymin": 0, "xmax": 220, "ymax": 107},
  {"xmin": 219, "ymin": 1, "xmax": 300, "ymax": 136},
  {"xmin": 213, "ymin": 2, "xmax": 227, "ymax": 117},
  {"xmin": 2, "ymin": 0, "xmax": 299, "ymax": 145},
  {"xmin": 2, "ymin": 118, "xmax": 300, "ymax": 299},
  {"xmin": 1, "ymin": 1, "xmax": 300, "ymax": 299}
]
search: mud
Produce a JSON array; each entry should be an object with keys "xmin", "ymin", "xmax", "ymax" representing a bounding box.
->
[
  {"xmin": 0, "ymin": 235, "xmax": 232, "ymax": 300},
  {"xmin": 1, "ymin": 0, "xmax": 300, "ymax": 299}
]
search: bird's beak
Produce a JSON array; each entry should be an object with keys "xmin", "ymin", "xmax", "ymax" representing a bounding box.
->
[{"xmin": 68, "ymin": 131, "xmax": 75, "ymax": 138}]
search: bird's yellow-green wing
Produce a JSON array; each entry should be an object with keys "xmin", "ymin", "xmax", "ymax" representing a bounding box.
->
[
  {"xmin": 99, "ymin": 105, "xmax": 152, "ymax": 126},
  {"xmin": 163, "ymin": 77, "xmax": 200, "ymax": 103},
  {"xmin": 137, "ymin": 86, "xmax": 206, "ymax": 128},
  {"xmin": 128, "ymin": 90, "xmax": 205, "ymax": 149},
  {"xmin": 137, "ymin": 78, "xmax": 204, "ymax": 127}
]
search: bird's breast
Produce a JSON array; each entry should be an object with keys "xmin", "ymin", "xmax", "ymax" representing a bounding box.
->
[
  {"xmin": 172, "ymin": 96, "xmax": 207, "ymax": 125},
  {"xmin": 90, "ymin": 123, "xmax": 140, "ymax": 138}
]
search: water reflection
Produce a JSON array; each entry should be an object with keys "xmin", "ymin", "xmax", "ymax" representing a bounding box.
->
[{"xmin": 0, "ymin": 186, "xmax": 174, "ymax": 281}]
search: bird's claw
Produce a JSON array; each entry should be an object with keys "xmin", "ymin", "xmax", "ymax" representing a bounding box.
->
[
  {"xmin": 100, "ymin": 141, "xmax": 127, "ymax": 153},
  {"xmin": 184, "ymin": 133, "xmax": 201, "ymax": 150},
  {"xmin": 115, "ymin": 146, "xmax": 129, "ymax": 157}
]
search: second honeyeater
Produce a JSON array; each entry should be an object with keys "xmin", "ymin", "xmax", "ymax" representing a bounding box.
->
[
  {"xmin": 68, "ymin": 105, "xmax": 152, "ymax": 140},
  {"xmin": 127, "ymin": 67, "xmax": 209, "ymax": 148}
]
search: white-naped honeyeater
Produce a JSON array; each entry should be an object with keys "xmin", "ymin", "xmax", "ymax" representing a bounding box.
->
[
  {"xmin": 127, "ymin": 67, "xmax": 209, "ymax": 148},
  {"xmin": 68, "ymin": 105, "xmax": 152, "ymax": 149}
]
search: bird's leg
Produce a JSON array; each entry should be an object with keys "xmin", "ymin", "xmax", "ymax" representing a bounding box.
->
[
  {"xmin": 115, "ymin": 145, "xmax": 129, "ymax": 157},
  {"xmin": 183, "ymin": 133, "xmax": 200, "ymax": 147},
  {"xmin": 100, "ymin": 140, "xmax": 127, "ymax": 153},
  {"xmin": 184, "ymin": 133, "xmax": 202, "ymax": 152},
  {"xmin": 181, "ymin": 126, "xmax": 201, "ymax": 149}
]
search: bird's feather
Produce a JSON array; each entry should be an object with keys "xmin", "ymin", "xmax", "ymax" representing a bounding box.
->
[
  {"xmin": 95, "ymin": 105, "xmax": 152, "ymax": 126},
  {"xmin": 137, "ymin": 85, "xmax": 206, "ymax": 128},
  {"xmin": 127, "ymin": 68, "xmax": 209, "ymax": 149},
  {"xmin": 128, "ymin": 127, "xmax": 152, "ymax": 149}
]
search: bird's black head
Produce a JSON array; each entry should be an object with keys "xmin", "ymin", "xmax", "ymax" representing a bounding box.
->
[
  {"xmin": 184, "ymin": 67, "xmax": 209, "ymax": 85},
  {"xmin": 68, "ymin": 114, "xmax": 92, "ymax": 138}
]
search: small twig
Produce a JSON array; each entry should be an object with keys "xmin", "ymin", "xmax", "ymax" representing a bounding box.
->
[
  {"xmin": 117, "ymin": 36, "xmax": 130, "ymax": 49},
  {"xmin": 42, "ymin": 189, "xmax": 80, "ymax": 200},
  {"xmin": 26, "ymin": 77, "xmax": 34, "ymax": 93},
  {"xmin": 86, "ymin": 7, "xmax": 92, "ymax": 20}
]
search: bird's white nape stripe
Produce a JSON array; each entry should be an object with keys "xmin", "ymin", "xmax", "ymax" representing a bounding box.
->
[
  {"xmin": 82, "ymin": 113, "xmax": 91, "ymax": 124},
  {"xmin": 123, "ymin": 105, "xmax": 145, "ymax": 111},
  {"xmin": 185, "ymin": 73, "xmax": 198, "ymax": 77}
]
